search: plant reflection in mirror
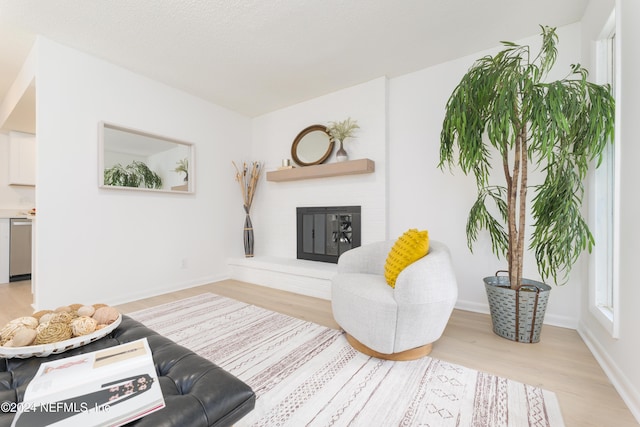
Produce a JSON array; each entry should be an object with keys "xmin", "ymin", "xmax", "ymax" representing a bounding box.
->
[
  {"xmin": 174, "ymin": 158, "xmax": 189, "ymax": 182},
  {"xmin": 104, "ymin": 161, "xmax": 163, "ymax": 189}
]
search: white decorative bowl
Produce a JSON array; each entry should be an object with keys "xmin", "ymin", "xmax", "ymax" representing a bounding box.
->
[{"xmin": 0, "ymin": 314, "xmax": 122, "ymax": 359}]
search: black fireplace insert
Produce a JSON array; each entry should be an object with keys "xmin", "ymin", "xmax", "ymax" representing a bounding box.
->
[{"xmin": 296, "ymin": 206, "xmax": 361, "ymax": 263}]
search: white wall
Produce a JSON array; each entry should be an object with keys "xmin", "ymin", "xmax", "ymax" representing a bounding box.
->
[
  {"xmin": 33, "ymin": 37, "xmax": 251, "ymax": 309},
  {"xmin": 1, "ymin": 43, "xmax": 36, "ymax": 210},
  {"xmin": 579, "ymin": 0, "xmax": 640, "ymax": 421},
  {"xmin": 0, "ymin": 132, "xmax": 35, "ymax": 210},
  {"xmin": 249, "ymin": 78, "xmax": 388, "ymax": 259},
  {"xmin": 387, "ymin": 24, "xmax": 585, "ymax": 328}
]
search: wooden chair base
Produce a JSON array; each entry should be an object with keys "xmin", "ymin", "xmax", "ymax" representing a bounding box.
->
[{"xmin": 345, "ymin": 333, "xmax": 433, "ymax": 361}]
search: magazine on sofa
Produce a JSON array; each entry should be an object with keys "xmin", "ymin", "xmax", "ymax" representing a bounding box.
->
[{"xmin": 11, "ymin": 337, "xmax": 165, "ymax": 427}]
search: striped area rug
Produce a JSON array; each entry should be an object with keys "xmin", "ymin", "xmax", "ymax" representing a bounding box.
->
[{"xmin": 129, "ymin": 293, "xmax": 565, "ymax": 426}]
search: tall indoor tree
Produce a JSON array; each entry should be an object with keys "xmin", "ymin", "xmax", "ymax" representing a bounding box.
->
[{"xmin": 439, "ymin": 26, "xmax": 615, "ymax": 340}]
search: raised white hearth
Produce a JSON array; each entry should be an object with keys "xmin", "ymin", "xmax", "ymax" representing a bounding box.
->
[{"xmin": 227, "ymin": 256, "xmax": 337, "ymax": 300}]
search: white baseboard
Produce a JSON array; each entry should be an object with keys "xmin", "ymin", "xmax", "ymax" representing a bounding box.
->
[
  {"xmin": 578, "ymin": 322, "xmax": 640, "ymax": 424},
  {"xmin": 107, "ymin": 274, "xmax": 228, "ymax": 308},
  {"xmin": 454, "ymin": 299, "xmax": 491, "ymax": 315},
  {"xmin": 227, "ymin": 256, "xmax": 335, "ymax": 300}
]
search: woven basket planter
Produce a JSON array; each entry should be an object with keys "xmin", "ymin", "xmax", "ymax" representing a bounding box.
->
[{"xmin": 483, "ymin": 274, "xmax": 551, "ymax": 343}]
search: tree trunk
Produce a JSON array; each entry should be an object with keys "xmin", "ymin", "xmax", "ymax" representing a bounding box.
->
[
  {"xmin": 508, "ymin": 134, "xmax": 521, "ymax": 290},
  {"xmin": 505, "ymin": 119, "xmax": 528, "ymax": 291},
  {"xmin": 501, "ymin": 143, "xmax": 513, "ymax": 277},
  {"xmin": 516, "ymin": 126, "xmax": 528, "ymax": 290}
]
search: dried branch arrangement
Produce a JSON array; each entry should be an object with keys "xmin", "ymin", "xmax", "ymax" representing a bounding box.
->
[
  {"xmin": 327, "ymin": 117, "xmax": 360, "ymax": 142},
  {"xmin": 232, "ymin": 161, "xmax": 263, "ymax": 212}
]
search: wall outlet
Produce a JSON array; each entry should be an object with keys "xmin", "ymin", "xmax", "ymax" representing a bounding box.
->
[{"xmin": 180, "ymin": 258, "xmax": 187, "ymax": 269}]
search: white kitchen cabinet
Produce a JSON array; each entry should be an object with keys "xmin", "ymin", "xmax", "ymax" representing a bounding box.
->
[
  {"xmin": 9, "ymin": 131, "xmax": 36, "ymax": 186},
  {"xmin": 0, "ymin": 219, "xmax": 9, "ymax": 284}
]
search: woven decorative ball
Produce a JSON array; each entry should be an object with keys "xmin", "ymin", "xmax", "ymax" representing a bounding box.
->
[
  {"xmin": 16, "ymin": 316, "xmax": 38, "ymax": 329},
  {"xmin": 34, "ymin": 322, "xmax": 72, "ymax": 345},
  {"xmin": 71, "ymin": 316, "xmax": 98, "ymax": 337},
  {"xmin": 54, "ymin": 305, "xmax": 72, "ymax": 313},
  {"xmin": 93, "ymin": 303, "xmax": 108, "ymax": 310},
  {"xmin": 0, "ymin": 323, "xmax": 19, "ymax": 343},
  {"xmin": 0, "ymin": 332, "xmax": 12, "ymax": 346},
  {"xmin": 48, "ymin": 312, "xmax": 75, "ymax": 324},
  {"xmin": 77, "ymin": 305, "xmax": 95, "ymax": 317},
  {"xmin": 31, "ymin": 310, "xmax": 53, "ymax": 321},
  {"xmin": 5, "ymin": 328, "xmax": 37, "ymax": 347},
  {"xmin": 38, "ymin": 312, "xmax": 55, "ymax": 325},
  {"xmin": 10, "ymin": 316, "xmax": 38, "ymax": 329},
  {"xmin": 92, "ymin": 306, "xmax": 119, "ymax": 325},
  {"xmin": 1, "ymin": 317, "xmax": 38, "ymax": 344},
  {"xmin": 69, "ymin": 303, "xmax": 84, "ymax": 311}
]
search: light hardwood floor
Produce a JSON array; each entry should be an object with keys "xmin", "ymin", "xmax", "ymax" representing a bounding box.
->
[{"xmin": 1, "ymin": 279, "xmax": 637, "ymax": 426}]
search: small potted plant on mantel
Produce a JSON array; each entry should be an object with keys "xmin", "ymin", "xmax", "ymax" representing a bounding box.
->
[
  {"xmin": 439, "ymin": 26, "xmax": 615, "ymax": 343},
  {"xmin": 174, "ymin": 158, "xmax": 189, "ymax": 182},
  {"xmin": 327, "ymin": 118, "xmax": 360, "ymax": 162}
]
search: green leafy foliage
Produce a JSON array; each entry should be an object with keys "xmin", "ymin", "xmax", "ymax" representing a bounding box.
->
[
  {"xmin": 104, "ymin": 161, "xmax": 163, "ymax": 189},
  {"xmin": 439, "ymin": 26, "xmax": 615, "ymax": 288}
]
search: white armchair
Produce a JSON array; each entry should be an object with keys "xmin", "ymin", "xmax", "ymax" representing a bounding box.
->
[{"xmin": 331, "ymin": 240, "xmax": 458, "ymax": 360}]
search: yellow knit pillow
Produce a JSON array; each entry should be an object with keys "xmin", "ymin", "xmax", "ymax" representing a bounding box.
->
[{"xmin": 384, "ymin": 229, "xmax": 429, "ymax": 288}]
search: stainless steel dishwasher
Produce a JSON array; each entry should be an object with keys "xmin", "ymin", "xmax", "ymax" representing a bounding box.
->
[{"xmin": 9, "ymin": 218, "xmax": 32, "ymax": 282}]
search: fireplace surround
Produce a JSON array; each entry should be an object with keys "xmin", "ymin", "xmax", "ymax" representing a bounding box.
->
[{"xmin": 296, "ymin": 206, "xmax": 361, "ymax": 263}]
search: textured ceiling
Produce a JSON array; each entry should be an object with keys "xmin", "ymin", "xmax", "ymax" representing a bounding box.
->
[{"xmin": 0, "ymin": 0, "xmax": 588, "ymax": 124}]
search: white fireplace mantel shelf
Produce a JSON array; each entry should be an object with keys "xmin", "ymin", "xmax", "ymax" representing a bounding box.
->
[{"xmin": 266, "ymin": 158, "xmax": 375, "ymax": 182}]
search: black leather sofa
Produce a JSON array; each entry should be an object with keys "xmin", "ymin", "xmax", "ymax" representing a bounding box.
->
[{"xmin": 0, "ymin": 315, "xmax": 255, "ymax": 426}]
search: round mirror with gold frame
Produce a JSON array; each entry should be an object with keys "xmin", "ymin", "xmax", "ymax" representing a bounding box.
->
[{"xmin": 291, "ymin": 124, "xmax": 334, "ymax": 166}]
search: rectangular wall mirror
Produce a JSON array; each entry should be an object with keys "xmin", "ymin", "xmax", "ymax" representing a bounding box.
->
[{"xmin": 98, "ymin": 122, "xmax": 194, "ymax": 194}]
